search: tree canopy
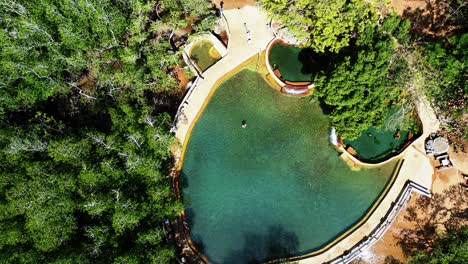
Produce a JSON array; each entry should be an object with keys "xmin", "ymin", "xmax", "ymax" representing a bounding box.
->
[
  {"xmin": 0, "ymin": 104, "xmax": 182, "ymax": 263},
  {"xmin": 0, "ymin": 0, "xmax": 216, "ymax": 262},
  {"xmin": 313, "ymin": 16, "xmax": 411, "ymax": 139},
  {"xmin": 409, "ymin": 226, "xmax": 468, "ymax": 264},
  {"xmin": 424, "ymin": 33, "xmax": 467, "ymax": 139},
  {"xmin": 259, "ymin": 0, "xmax": 378, "ymax": 53}
]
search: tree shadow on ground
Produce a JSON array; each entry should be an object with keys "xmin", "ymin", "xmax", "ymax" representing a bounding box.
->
[
  {"xmin": 401, "ymin": 0, "xmax": 467, "ymax": 39},
  {"xmin": 221, "ymin": 225, "xmax": 299, "ymax": 264},
  {"xmin": 383, "ymin": 255, "xmax": 404, "ymax": 264},
  {"xmin": 352, "ymin": 255, "xmax": 403, "ymax": 264},
  {"xmin": 397, "ymin": 185, "xmax": 468, "ymax": 256}
]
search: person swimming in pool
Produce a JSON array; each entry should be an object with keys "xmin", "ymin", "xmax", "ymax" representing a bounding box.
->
[{"xmin": 242, "ymin": 120, "xmax": 247, "ymax": 128}]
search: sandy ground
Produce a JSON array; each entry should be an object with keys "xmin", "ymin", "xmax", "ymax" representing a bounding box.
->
[
  {"xmin": 390, "ymin": 0, "xmax": 463, "ymax": 36},
  {"xmin": 211, "ymin": 0, "xmax": 255, "ymax": 9},
  {"xmin": 353, "ymin": 197, "xmax": 417, "ymax": 264},
  {"xmin": 390, "ymin": 0, "xmax": 428, "ymax": 15},
  {"xmin": 451, "ymin": 149, "xmax": 468, "ymax": 174}
]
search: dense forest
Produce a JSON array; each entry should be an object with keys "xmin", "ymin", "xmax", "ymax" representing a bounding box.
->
[
  {"xmin": 0, "ymin": 0, "xmax": 466, "ymax": 263},
  {"xmin": 0, "ymin": 0, "xmax": 216, "ymax": 262}
]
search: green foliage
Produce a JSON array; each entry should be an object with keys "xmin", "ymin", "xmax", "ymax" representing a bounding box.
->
[
  {"xmin": 381, "ymin": 13, "xmax": 411, "ymax": 45},
  {"xmin": 0, "ymin": 0, "xmax": 127, "ymax": 114},
  {"xmin": 260, "ymin": 0, "xmax": 378, "ymax": 53},
  {"xmin": 0, "ymin": 0, "xmax": 216, "ymax": 114},
  {"xmin": 0, "ymin": 0, "xmax": 217, "ymax": 263},
  {"xmin": 409, "ymin": 226, "xmax": 468, "ymax": 264},
  {"xmin": 424, "ymin": 34, "xmax": 467, "ymax": 128},
  {"xmin": 314, "ymin": 18, "xmax": 407, "ymax": 139},
  {"xmin": 0, "ymin": 104, "xmax": 179, "ymax": 262}
]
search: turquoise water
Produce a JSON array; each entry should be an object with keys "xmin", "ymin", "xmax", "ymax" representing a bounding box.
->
[
  {"xmin": 268, "ymin": 42, "xmax": 315, "ymax": 82},
  {"xmin": 181, "ymin": 69, "xmax": 397, "ymax": 263}
]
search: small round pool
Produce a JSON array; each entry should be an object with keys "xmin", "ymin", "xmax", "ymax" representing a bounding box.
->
[
  {"xmin": 181, "ymin": 62, "xmax": 398, "ymax": 263},
  {"xmin": 268, "ymin": 40, "xmax": 317, "ymax": 83},
  {"xmin": 189, "ymin": 40, "xmax": 222, "ymax": 72},
  {"xmin": 344, "ymin": 109, "xmax": 421, "ymax": 163}
]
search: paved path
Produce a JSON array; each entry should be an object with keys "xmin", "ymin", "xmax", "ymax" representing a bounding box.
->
[{"xmin": 174, "ymin": 6, "xmax": 274, "ymax": 145}]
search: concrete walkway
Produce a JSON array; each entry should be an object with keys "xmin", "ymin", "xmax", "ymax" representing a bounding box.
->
[{"xmin": 174, "ymin": 6, "xmax": 274, "ymax": 145}]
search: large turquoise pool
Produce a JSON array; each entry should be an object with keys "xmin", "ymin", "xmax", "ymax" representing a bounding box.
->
[{"xmin": 181, "ymin": 67, "xmax": 397, "ymax": 263}]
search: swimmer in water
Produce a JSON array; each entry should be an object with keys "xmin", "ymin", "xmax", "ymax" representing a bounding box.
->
[{"xmin": 242, "ymin": 120, "xmax": 247, "ymax": 128}]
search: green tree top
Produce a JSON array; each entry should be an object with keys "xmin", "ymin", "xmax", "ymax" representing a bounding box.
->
[{"xmin": 260, "ymin": 0, "xmax": 378, "ymax": 53}]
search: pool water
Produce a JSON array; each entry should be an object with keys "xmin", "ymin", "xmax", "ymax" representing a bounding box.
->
[
  {"xmin": 181, "ymin": 68, "xmax": 397, "ymax": 263},
  {"xmin": 344, "ymin": 110, "xmax": 420, "ymax": 163},
  {"xmin": 190, "ymin": 40, "xmax": 222, "ymax": 72},
  {"xmin": 268, "ymin": 42, "xmax": 317, "ymax": 82}
]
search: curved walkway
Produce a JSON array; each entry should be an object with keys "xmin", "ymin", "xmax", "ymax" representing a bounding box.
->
[
  {"xmin": 173, "ymin": 6, "xmax": 438, "ymax": 264},
  {"xmin": 174, "ymin": 6, "xmax": 274, "ymax": 146}
]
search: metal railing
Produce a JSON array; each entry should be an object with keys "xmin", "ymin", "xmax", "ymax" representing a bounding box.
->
[{"xmin": 328, "ymin": 180, "xmax": 431, "ymax": 264}]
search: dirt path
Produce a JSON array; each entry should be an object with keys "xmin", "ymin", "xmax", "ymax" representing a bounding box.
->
[{"xmin": 390, "ymin": 0, "xmax": 428, "ymax": 15}]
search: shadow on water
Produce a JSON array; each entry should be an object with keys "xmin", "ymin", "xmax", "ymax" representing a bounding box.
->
[
  {"xmin": 179, "ymin": 170, "xmax": 189, "ymax": 190},
  {"xmin": 221, "ymin": 225, "xmax": 299, "ymax": 264},
  {"xmin": 297, "ymin": 48, "xmax": 330, "ymax": 76},
  {"xmin": 184, "ymin": 207, "xmax": 196, "ymax": 229}
]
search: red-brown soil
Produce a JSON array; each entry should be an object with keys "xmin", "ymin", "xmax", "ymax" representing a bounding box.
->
[{"xmin": 173, "ymin": 65, "xmax": 190, "ymax": 93}]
